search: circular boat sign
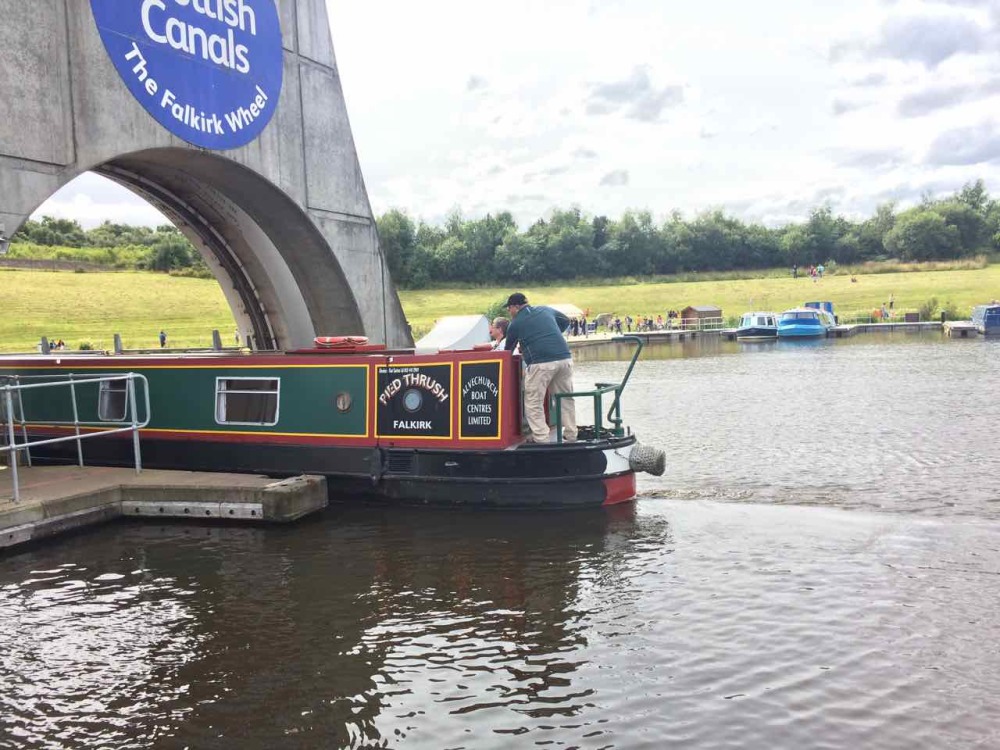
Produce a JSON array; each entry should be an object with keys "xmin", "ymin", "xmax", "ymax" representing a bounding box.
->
[{"xmin": 90, "ymin": 0, "xmax": 283, "ymax": 150}]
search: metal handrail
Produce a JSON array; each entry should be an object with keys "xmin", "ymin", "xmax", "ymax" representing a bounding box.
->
[
  {"xmin": 1, "ymin": 373, "xmax": 151, "ymax": 503},
  {"xmin": 551, "ymin": 335, "xmax": 643, "ymax": 443}
]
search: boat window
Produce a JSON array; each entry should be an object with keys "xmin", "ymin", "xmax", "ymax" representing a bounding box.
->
[
  {"xmin": 98, "ymin": 378, "xmax": 128, "ymax": 421},
  {"xmin": 782, "ymin": 312, "xmax": 818, "ymax": 320},
  {"xmin": 756, "ymin": 316, "xmax": 768, "ymax": 326},
  {"xmin": 216, "ymin": 378, "xmax": 279, "ymax": 426}
]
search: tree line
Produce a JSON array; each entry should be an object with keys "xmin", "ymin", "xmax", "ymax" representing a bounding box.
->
[
  {"xmin": 10, "ymin": 218, "xmax": 209, "ymax": 274},
  {"xmin": 378, "ymin": 180, "xmax": 1000, "ymax": 288},
  {"xmin": 11, "ymin": 180, "xmax": 999, "ymax": 285}
]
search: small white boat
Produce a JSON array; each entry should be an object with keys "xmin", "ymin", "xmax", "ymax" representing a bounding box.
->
[{"xmin": 736, "ymin": 311, "xmax": 778, "ymax": 340}]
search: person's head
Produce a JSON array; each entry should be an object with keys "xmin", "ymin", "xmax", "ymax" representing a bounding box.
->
[
  {"xmin": 505, "ymin": 292, "xmax": 528, "ymax": 317},
  {"xmin": 490, "ymin": 317, "xmax": 509, "ymax": 341}
]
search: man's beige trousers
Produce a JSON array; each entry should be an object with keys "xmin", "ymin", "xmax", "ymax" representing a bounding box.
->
[{"xmin": 523, "ymin": 359, "xmax": 577, "ymax": 443}]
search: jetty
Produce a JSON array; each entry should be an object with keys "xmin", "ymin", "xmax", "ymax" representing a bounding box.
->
[
  {"xmin": 0, "ymin": 465, "xmax": 327, "ymax": 551},
  {"xmin": 568, "ymin": 321, "xmax": 948, "ymax": 353},
  {"xmin": 943, "ymin": 321, "xmax": 978, "ymax": 338}
]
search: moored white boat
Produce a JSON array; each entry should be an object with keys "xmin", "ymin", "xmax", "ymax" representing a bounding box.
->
[{"xmin": 736, "ymin": 311, "xmax": 778, "ymax": 340}]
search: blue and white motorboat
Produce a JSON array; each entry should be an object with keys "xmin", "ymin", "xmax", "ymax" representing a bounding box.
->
[
  {"xmin": 736, "ymin": 311, "xmax": 778, "ymax": 340},
  {"xmin": 777, "ymin": 303, "xmax": 836, "ymax": 338},
  {"xmin": 972, "ymin": 303, "xmax": 1000, "ymax": 335}
]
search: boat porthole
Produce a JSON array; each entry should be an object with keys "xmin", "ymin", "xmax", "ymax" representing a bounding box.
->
[
  {"xmin": 402, "ymin": 388, "xmax": 423, "ymax": 413},
  {"xmin": 335, "ymin": 392, "xmax": 353, "ymax": 412}
]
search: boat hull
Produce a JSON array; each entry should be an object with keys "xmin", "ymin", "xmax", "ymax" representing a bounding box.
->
[
  {"xmin": 777, "ymin": 325, "xmax": 828, "ymax": 338},
  {"xmin": 736, "ymin": 326, "xmax": 777, "ymax": 340},
  {"xmin": 26, "ymin": 432, "xmax": 640, "ymax": 509}
]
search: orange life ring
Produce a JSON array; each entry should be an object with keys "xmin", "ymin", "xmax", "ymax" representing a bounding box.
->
[{"xmin": 314, "ymin": 335, "xmax": 369, "ymax": 349}]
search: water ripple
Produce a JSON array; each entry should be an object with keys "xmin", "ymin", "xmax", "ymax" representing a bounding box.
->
[{"xmin": 1, "ymin": 339, "xmax": 999, "ymax": 747}]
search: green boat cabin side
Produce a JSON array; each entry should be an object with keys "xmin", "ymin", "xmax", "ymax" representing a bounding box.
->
[{"xmin": 0, "ymin": 350, "xmax": 522, "ymax": 450}]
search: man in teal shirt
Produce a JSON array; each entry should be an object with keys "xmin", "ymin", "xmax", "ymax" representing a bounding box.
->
[{"xmin": 504, "ymin": 292, "xmax": 577, "ymax": 443}]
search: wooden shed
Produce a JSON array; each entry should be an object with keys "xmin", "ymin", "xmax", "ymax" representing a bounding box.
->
[{"xmin": 680, "ymin": 305, "xmax": 722, "ymax": 329}]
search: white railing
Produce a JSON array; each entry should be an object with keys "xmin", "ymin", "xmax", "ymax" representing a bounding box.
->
[
  {"xmin": 835, "ymin": 310, "xmax": 927, "ymax": 325},
  {"xmin": 678, "ymin": 316, "xmax": 725, "ymax": 331},
  {"xmin": 1, "ymin": 373, "xmax": 151, "ymax": 503},
  {"xmin": 599, "ymin": 316, "xmax": 727, "ymax": 334}
]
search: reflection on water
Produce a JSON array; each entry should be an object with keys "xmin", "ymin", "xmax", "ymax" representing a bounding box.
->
[
  {"xmin": 1, "ymin": 337, "xmax": 999, "ymax": 748},
  {"xmin": 0, "ymin": 507, "xmax": 648, "ymax": 748}
]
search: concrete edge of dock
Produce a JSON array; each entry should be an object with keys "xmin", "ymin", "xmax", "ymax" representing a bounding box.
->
[{"xmin": 0, "ymin": 468, "xmax": 328, "ymax": 552}]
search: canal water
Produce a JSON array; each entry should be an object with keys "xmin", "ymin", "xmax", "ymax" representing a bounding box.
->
[{"xmin": 1, "ymin": 335, "xmax": 998, "ymax": 749}]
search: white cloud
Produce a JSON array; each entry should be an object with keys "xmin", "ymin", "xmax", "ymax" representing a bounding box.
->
[{"xmin": 33, "ymin": 173, "xmax": 169, "ymax": 229}]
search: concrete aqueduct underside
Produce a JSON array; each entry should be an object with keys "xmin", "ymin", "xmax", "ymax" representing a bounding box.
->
[{"xmin": 0, "ymin": 0, "xmax": 411, "ymax": 349}]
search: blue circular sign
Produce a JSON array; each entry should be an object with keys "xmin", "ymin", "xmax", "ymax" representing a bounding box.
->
[{"xmin": 91, "ymin": 0, "xmax": 283, "ymax": 150}]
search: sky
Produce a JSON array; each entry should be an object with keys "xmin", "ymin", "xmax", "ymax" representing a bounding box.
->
[{"xmin": 35, "ymin": 0, "xmax": 1000, "ymax": 229}]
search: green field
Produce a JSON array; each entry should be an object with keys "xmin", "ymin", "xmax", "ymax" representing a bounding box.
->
[
  {"xmin": 0, "ymin": 269, "xmax": 236, "ymax": 352},
  {"xmin": 1, "ymin": 265, "xmax": 998, "ymax": 351},
  {"xmin": 400, "ymin": 265, "xmax": 1000, "ymax": 336}
]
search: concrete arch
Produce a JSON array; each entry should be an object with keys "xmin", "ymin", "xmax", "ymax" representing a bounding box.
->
[
  {"xmin": 98, "ymin": 148, "xmax": 371, "ymax": 350},
  {"xmin": 0, "ymin": 0, "xmax": 411, "ymax": 349}
]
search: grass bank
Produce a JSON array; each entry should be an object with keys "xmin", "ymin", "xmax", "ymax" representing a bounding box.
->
[
  {"xmin": 400, "ymin": 264, "xmax": 1000, "ymax": 337},
  {"xmin": 0, "ymin": 269, "xmax": 234, "ymax": 352},
  {"xmin": 0, "ymin": 264, "xmax": 997, "ymax": 351}
]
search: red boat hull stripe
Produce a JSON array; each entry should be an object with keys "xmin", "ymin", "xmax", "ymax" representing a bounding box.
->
[{"xmin": 602, "ymin": 473, "xmax": 636, "ymax": 506}]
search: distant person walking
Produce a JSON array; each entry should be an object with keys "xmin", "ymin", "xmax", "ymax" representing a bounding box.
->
[{"xmin": 159, "ymin": 330, "xmax": 167, "ymax": 348}]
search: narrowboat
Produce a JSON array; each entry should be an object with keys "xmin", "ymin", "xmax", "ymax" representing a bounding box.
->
[
  {"xmin": 971, "ymin": 303, "xmax": 1000, "ymax": 335},
  {"xmin": 0, "ymin": 337, "xmax": 665, "ymax": 509},
  {"xmin": 777, "ymin": 303, "xmax": 836, "ymax": 338},
  {"xmin": 736, "ymin": 311, "xmax": 778, "ymax": 340}
]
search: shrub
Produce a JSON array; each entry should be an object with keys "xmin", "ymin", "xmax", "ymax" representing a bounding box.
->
[
  {"xmin": 917, "ymin": 297, "xmax": 938, "ymax": 321},
  {"xmin": 941, "ymin": 301, "xmax": 963, "ymax": 321},
  {"xmin": 483, "ymin": 297, "xmax": 509, "ymax": 323},
  {"xmin": 78, "ymin": 341, "xmax": 94, "ymax": 351}
]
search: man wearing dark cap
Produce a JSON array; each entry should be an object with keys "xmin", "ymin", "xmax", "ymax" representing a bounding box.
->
[{"xmin": 504, "ymin": 292, "xmax": 577, "ymax": 443}]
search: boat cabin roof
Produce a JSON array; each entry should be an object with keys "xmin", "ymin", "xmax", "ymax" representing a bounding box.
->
[{"xmin": 0, "ymin": 346, "xmax": 450, "ymax": 365}]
